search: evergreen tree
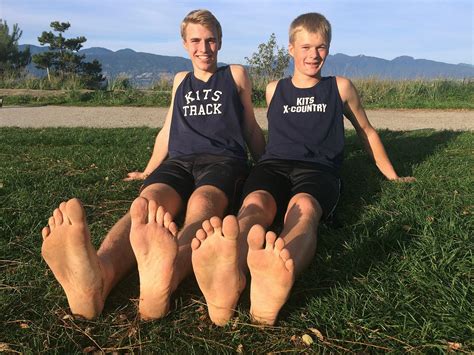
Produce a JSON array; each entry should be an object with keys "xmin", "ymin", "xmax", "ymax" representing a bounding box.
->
[
  {"xmin": 32, "ymin": 21, "xmax": 105, "ymax": 88},
  {"xmin": 0, "ymin": 19, "xmax": 31, "ymax": 75}
]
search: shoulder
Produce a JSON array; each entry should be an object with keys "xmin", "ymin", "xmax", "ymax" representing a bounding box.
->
[
  {"xmin": 265, "ymin": 79, "xmax": 281, "ymax": 103},
  {"xmin": 229, "ymin": 64, "xmax": 248, "ymax": 78},
  {"xmin": 229, "ymin": 64, "xmax": 250, "ymax": 91},
  {"xmin": 335, "ymin": 76, "xmax": 356, "ymax": 102},
  {"xmin": 266, "ymin": 80, "xmax": 279, "ymax": 94},
  {"xmin": 173, "ymin": 71, "xmax": 189, "ymax": 87}
]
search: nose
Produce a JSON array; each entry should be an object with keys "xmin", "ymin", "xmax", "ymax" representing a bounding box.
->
[
  {"xmin": 309, "ymin": 47, "xmax": 320, "ymax": 58},
  {"xmin": 199, "ymin": 40, "xmax": 209, "ymax": 52}
]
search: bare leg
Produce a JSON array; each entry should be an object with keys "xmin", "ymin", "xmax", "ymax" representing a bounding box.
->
[
  {"xmin": 129, "ymin": 197, "xmax": 179, "ymax": 319},
  {"xmin": 41, "ymin": 199, "xmax": 107, "ymax": 319},
  {"xmin": 191, "ymin": 215, "xmax": 245, "ymax": 325},
  {"xmin": 247, "ymin": 193, "xmax": 322, "ymax": 325}
]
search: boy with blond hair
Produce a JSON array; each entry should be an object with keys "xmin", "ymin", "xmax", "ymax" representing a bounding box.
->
[
  {"xmin": 195, "ymin": 12, "xmax": 414, "ymax": 326},
  {"xmin": 41, "ymin": 9, "xmax": 264, "ymax": 322}
]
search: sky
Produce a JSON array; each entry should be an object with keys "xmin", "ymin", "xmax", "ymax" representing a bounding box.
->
[{"xmin": 1, "ymin": 0, "xmax": 473, "ymax": 65}]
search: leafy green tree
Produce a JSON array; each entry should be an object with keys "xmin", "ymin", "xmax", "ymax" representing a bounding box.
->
[
  {"xmin": 32, "ymin": 21, "xmax": 105, "ymax": 88},
  {"xmin": 245, "ymin": 33, "xmax": 290, "ymax": 86},
  {"xmin": 0, "ymin": 19, "xmax": 31, "ymax": 74}
]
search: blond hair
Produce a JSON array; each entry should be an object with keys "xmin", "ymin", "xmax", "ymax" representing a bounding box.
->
[
  {"xmin": 289, "ymin": 13, "xmax": 332, "ymax": 45},
  {"xmin": 180, "ymin": 9, "xmax": 222, "ymax": 44}
]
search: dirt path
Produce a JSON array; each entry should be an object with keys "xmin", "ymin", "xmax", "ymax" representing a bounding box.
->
[{"xmin": 0, "ymin": 106, "xmax": 472, "ymax": 130}]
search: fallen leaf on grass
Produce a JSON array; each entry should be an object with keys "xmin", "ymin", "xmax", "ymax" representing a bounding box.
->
[
  {"xmin": 308, "ymin": 328, "xmax": 324, "ymax": 341},
  {"xmin": 0, "ymin": 343, "xmax": 12, "ymax": 351},
  {"xmin": 301, "ymin": 334, "xmax": 314, "ymax": 346},
  {"xmin": 236, "ymin": 344, "xmax": 244, "ymax": 353},
  {"xmin": 83, "ymin": 346, "xmax": 97, "ymax": 353},
  {"xmin": 447, "ymin": 342, "xmax": 462, "ymax": 351},
  {"xmin": 19, "ymin": 322, "xmax": 30, "ymax": 329}
]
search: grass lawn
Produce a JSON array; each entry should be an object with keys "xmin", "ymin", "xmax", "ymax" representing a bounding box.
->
[{"xmin": 1, "ymin": 128, "xmax": 472, "ymax": 353}]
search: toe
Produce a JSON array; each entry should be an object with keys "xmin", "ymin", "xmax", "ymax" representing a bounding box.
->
[
  {"xmin": 48, "ymin": 216, "xmax": 56, "ymax": 231},
  {"xmin": 53, "ymin": 208, "xmax": 63, "ymax": 225},
  {"xmin": 169, "ymin": 222, "xmax": 178, "ymax": 237},
  {"xmin": 202, "ymin": 220, "xmax": 214, "ymax": 236},
  {"xmin": 248, "ymin": 224, "xmax": 266, "ymax": 250},
  {"xmin": 156, "ymin": 206, "xmax": 165, "ymax": 226},
  {"xmin": 42, "ymin": 226, "xmax": 50, "ymax": 240},
  {"xmin": 196, "ymin": 228, "xmax": 207, "ymax": 241},
  {"xmin": 265, "ymin": 232, "xmax": 277, "ymax": 250},
  {"xmin": 163, "ymin": 211, "xmax": 173, "ymax": 229},
  {"xmin": 191, "ymin": 237, "xmax": 201, "ymax": 250},
  {"xmin": 147, "ymin": 200, "xmax": 158, "ymax": 223},
  {"xmin": 66, "ymin": 198, "xmax": 86, "ymax": 224},
  {"xmin": 130, "ymin": 197, "xmax": 148, "ymax": 225},
  {"xmin": 274, "ymin": 237, "xmax": 285, "ymax": 253},
  {"xmin": 222, "ymin": 215, "xmax": 239, "ymax": 240},
  {"xmin": 209, "ymin": 216, "xmax": 223, "ymax": 234}
]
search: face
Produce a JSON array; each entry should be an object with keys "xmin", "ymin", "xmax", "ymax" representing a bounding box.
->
[
  {"xmin": 183, "ymin": 23, "xmax": 220, "ymax": 72},
  {"xmin": 289, "ymin": 28, "xmax": 329, "ymax": 79}
]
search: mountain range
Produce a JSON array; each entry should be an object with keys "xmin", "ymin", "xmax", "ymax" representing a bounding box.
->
[{"xmin": 20, "ymin": 44, "xmax": 474, "ymax": 87}]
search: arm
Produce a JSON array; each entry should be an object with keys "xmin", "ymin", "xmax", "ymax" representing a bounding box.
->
[
  {"xmin": 230, "ymin": 65, "xmax": 266, "ymax": 161},
  {"xmin": 124, "ymin": 72, "xmax": 188, "ymax": 181},
  {"xmin": 336, "ymin": 76, "xmax": 414, "ymax": 182}
]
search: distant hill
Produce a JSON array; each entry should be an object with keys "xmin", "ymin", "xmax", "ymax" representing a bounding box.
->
[{"xmin": 20, "ymin": 44, "xmax": 474, "ymax": 87}]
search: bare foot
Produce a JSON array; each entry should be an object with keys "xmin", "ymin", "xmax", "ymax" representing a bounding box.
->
[
  {"xmin": 129, "ymin": 197, "xmax": 178, "ymax": 319},
  {"xmin": 247, "ymin": 224, "xmax": 295, "ymax": 325},
  {"xmin": 191, "ymin": 216, "xmax": 246, "ymax": 326},
  {"xmin": 41, "ymin": 198, "xmax": 105, "ymax": 319}
]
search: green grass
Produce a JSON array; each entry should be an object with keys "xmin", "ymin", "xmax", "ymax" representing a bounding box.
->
[
  {"xmin": 2, "ymin": 78, "xmax": 473, "ymax": 109},
  {"xmin": 1, "ymin": 128, "xmax": 473, "ymax": 353}
]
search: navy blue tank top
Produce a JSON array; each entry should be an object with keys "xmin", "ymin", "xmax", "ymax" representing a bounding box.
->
[
  {"xmin": 168, "ymin": 66, "xmax": 247, "ymax": 160},
  {"xmin": 262, "ymin": 76, "xmax": 344, "ymax": 174}
]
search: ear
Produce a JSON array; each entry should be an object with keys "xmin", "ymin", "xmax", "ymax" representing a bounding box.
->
[{"xmin": 288, "ymin": 42, "xmax": 295, "ymax": 58}]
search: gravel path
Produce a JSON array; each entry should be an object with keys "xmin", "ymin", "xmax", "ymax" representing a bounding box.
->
[{"xmin": 0, "ymin": 106, "xmax": 473, "ymax": 131}]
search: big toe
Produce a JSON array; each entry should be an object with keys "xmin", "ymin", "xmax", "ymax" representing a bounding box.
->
[
  {"xmin": 248, "ymin": 224, "xmax": 266, "ymax": 250},
  {"xmin": 222, "ymin": 215, "xmax": 239, "ymax": 240},
  {"xmin": 130, "ymin": 197, "xmax": 148, "ymax": 225},
  {"xmin": 65, "ymin": 198, "xmax": 86, "ymax": 224}
]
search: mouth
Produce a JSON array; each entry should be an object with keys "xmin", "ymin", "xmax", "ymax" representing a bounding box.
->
[{"xmin": 196, "ymin": 54, "xmax": 213, "ymax": 61}]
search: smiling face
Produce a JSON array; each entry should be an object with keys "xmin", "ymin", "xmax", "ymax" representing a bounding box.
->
[
  {"xmin": 289, "ymin": 28, "xmax": 329, "ymax": 83},
  {"xmin": 183, "ymin": 23, "xmax": 220, "ymax": 73}
]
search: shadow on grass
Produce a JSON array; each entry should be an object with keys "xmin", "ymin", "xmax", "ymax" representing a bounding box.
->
[{"xmin": 277, "ymin": 129, "xmax": 463, "ymax": 317}]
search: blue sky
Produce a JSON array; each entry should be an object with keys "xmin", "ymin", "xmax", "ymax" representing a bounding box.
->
[{"xmin": 1, "ymin": 0, "xmax": 473, "ymax": 65}]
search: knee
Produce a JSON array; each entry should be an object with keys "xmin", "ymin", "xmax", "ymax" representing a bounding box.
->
[
  {"xmin": 240, "ymin": 190, "xmax": 277, "ymax": 218},
  {"xmin": 288, "ymin": 194, "xmax": 322, "ymax": 220},
  {"xmin": 187, "ymin": 187, "xmax": 228, "ymax": 211}
]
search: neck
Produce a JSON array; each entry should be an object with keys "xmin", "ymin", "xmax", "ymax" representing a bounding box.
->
[
  {"xmin": 291, "ymin": 72, "xmax": 322, "ymax": 88},
  {"xmin": 193, "ymin": 64, "xmax": 218, "ymax": 82}
]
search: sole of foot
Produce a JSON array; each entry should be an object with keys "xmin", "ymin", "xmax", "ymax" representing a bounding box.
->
[
  {"xmin": 247, "ymin": 224, "xmax": 295, "ymax": 325},
  {"xmin": 191, "ymin": 215, "xmax": 246, "ymax": 326},
  {"xmin": 130, "ymin": 197, "xmax": 179, "ymax": 320},
  {"xmin": 41, "ymin": 198, "xmax": 105, "ymax": 319}
]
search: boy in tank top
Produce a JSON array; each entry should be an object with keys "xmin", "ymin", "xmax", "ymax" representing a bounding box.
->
[
  {"xmin": 40, "ymin": 10, "xmax": 265, "ymax": 323},
  {"xmin": 195, "ymin": 12, "xmax": 415, "ymax": 325}
]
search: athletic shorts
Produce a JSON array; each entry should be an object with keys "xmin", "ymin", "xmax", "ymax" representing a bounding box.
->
[
  {"xmin": 142, "ymin": 154, "xmax": 249, "ymax": 210},
  {"xmin": 242, "ymin": 159, "xmax": 341, "ymax": 220}
]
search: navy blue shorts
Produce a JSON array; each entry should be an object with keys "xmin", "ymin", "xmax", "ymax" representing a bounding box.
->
[
  {"xmin": 242, "ymin": 159, "xmax": 341, "ymax": 220},
  {"xmin": 142, "ymin": 154, "xmax": 249, "ymax": 211}
]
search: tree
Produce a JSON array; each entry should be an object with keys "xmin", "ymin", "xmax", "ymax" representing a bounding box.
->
[
  {"xmin": 0, "ymin": 19, "xmax": 31, "ymax": 75},
  {"xmin": 245, "ymin": 33, "xmax": 290, "ymax": 85},
  {"xmin": 32, "ymin": 21, "xmax": 105, "ymax": 88}
]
